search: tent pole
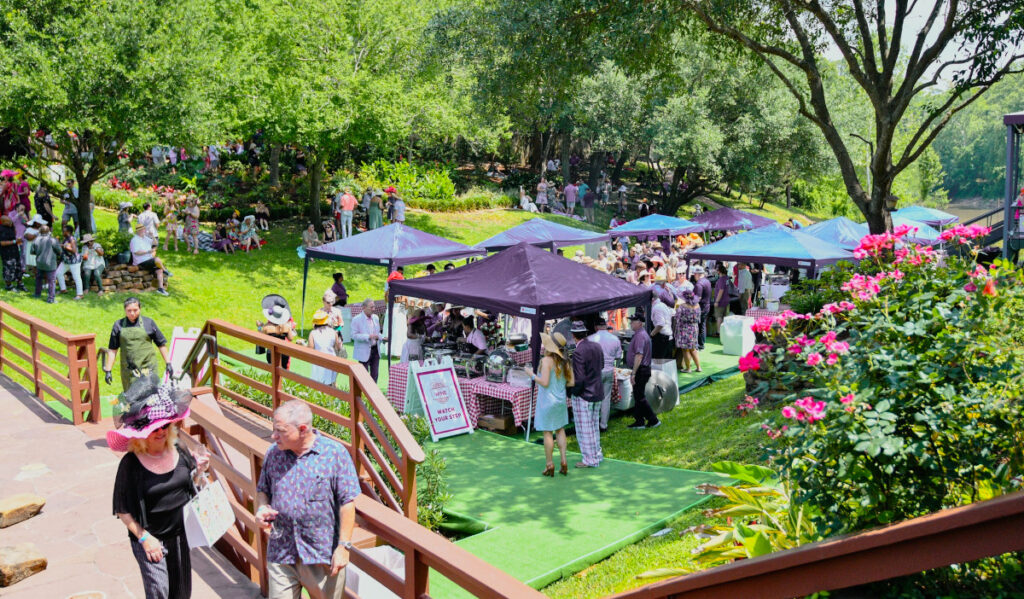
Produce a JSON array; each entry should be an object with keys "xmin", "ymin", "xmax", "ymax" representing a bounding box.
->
[
  {"xmin": 387, "ymin": 261, "xmax": 395, "ymax": 371},
  {"xmin": 300, "ymin": 255, "xmax": 310, "ymax": 335},
  {"xmin": 527, "ymin": 315, "xmax": 542, "ymax": 442}
]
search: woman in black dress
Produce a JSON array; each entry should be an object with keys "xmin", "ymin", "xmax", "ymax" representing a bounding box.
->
[{"xmin": 109, "ymin": 377, "xmax": 208, "ymax": 599}]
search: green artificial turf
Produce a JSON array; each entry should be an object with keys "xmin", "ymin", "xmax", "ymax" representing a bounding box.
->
[{"xmin": 426, "ymin": 430, "xmax": 725, "ymax": 597}]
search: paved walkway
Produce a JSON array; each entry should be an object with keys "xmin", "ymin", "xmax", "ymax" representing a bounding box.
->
[{"xmin": 0, "ymin": 375, "xmax": 261, "ymax": 598}]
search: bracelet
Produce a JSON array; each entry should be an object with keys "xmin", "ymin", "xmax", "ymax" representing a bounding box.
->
[{"xmin": 138, "ymin": 531, "xmax": 151, "ymax": 544}]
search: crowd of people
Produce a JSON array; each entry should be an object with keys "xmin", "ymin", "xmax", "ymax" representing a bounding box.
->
[
  {"xmin": 302, "ymin": 186, "xmax": 407, "ymax": 249},
  {"xmin": 517, "ymin": 176, "xmax": 632, "ymax": 224}
]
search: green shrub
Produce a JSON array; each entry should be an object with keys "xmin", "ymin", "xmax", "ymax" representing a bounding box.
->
[
  {"xmin": 357, "ymin": 159, "xmax": 456, "ymax": 208},
  {"xmin": 743, "ymin": 226, "xmax": 1024, "ymax": 539},
  {"xmin": 93, "ymin": 229, "xmax": 133, "ymax": 257}
]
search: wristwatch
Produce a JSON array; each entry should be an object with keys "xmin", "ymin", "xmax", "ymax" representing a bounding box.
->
[{"xmin": 340, "ymin": 541, "xmax": 353, "ymax": 550}]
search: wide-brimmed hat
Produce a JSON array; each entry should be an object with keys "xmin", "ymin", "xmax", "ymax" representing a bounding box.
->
[
  {"xmin": 28, "ymin": 214, "xmax": 46, "ymax": 226},
  {"xmin": 541, "ymin": 332, "xmax": 567, "ymax": 357},
  {"xmin": 460, "ymin": 307, "xmax": 475, "ymax": 319},
  {"xmin": 569, "ymin": 320, "xmax": 588, "ymax": 334},
  {"xmin": 261, "ymin": 294, "xmax": 291, "ymax": 325},
  {"xmin": 312, "ymin": 309, "xmax": 330, "ymax": 326},
  {"xmin": 106, "ymin": 375, "xmax": 191, "ymax": 453},
  {"xmin": 690, "ymin": 265, "xmax": 705, "ymax": 274},
  {"xmin": 118, "ymin": 201, "xmax": 133, "ymax": 210},
  {"xmin": 244, "ymin": 214, "xmax": 255, "ymax": 223},
  {"xmin": 81, "ymin": 233, "xmax": 95, "ymax": 243},
  {"xmin": 134, "ymin": 222, "xmax": 147, "ymax": 231}
]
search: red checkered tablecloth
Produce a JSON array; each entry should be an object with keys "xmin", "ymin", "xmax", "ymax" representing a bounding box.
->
[
  {"xmin": 510, "ymin": 348, "xmax": 532, "ymax": 366},
  {"xmin": 470, "ymin": 378, "xmax": 538, "ymax": 427},
  {"xmin": 745, "ymin": 305, "xmax": 791, "ymax": 320}
]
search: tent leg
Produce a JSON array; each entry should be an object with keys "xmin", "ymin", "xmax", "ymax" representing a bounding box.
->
[
  {"xmin": 527, "ymin": 317, "xmax": 542, "ymax": 442},
  {"xmin": 387, "ymin": 295, "xmax": 395, "ymax": 371},
  {"xmin": 300, "ymin": 256, "xmax": 310, "ymax": 335}
]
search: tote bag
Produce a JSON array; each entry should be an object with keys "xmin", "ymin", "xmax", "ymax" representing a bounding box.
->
[{"xmin": 183, "ymin": 477, "xmax": 235, "ymax": 548}]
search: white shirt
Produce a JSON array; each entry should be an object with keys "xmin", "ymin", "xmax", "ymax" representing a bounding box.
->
[
  {"xmin": 466, "ymin": 328, "xmax": 487, "ymax": 351},
  {"xmin": 393, "ymin": 199, "xmax": 406, "ymax": 222},
  {"xmin": 652, "ymin": 301, "xmax": 674, "ymax": 340},
  {"xmin": 737, "ymin": 269, "xmax": 754, "ymax": 293},
  {"xmin": 137, "ymin": 210, "xmax": 160, "ymax": 240},
  {"xmin": 129, "ymin": 234, "xmax": 154, "ymax": 266},
  {"xmin": 589, "ymin": 330, "xmax": 622, "ymax": 372}
]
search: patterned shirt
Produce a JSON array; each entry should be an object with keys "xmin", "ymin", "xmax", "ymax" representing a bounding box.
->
[{"xmin": 257, "ymin": 432, "xmax": 360, "ymax": 565}]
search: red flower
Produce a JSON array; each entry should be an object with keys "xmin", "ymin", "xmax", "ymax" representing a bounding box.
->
[{"xmin": 982, "ymin": 278, "xmax": 997, "ymax": 297}]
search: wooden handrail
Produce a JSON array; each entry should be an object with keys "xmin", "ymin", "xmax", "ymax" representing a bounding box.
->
[
  {"xmin": 610, "ymin": 490, "xmax": 1024, "ymax": 599},
  {"xmin": 187, "ymin": 319, "xmax": 425, "ymax": 520},
  {"xmin": 184, "ymin": 391, "xmax": 544, "ymax": 598},
  {"xmin": 0, "ymin": 301, "xmax": 100, "ymax": 424}
]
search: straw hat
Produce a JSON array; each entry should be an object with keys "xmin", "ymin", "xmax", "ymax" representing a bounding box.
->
[
  {"xmin": 541, "ymin": 332, "xmax": 567, "ymax": 358},
  {"xmin": 312, "ymin": 309, "xmax": 330, "ymax": 326},
  {"xmin": 81, "ymin": 233, "xmax": 95, "ymax": 244}
]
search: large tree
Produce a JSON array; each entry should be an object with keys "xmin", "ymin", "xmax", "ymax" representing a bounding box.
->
[
  {"xmin": 0, "ymin": 0, "xmax": 223, "ymax": 232},
  {"xmin": 549, "ymin": 1, "xmax": 1024, "ymax": 232}
]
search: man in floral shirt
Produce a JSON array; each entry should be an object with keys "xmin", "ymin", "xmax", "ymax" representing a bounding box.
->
[{"xmin": 256, "ymin": 401, "xmax": 360, "ymax": 599}]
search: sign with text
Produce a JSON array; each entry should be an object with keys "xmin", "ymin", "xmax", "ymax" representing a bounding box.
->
[{"xmin": 408, "ymin": 358, "xmax": 473, "ymax": 442}]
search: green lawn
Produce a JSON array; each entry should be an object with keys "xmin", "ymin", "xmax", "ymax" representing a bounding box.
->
[
  {"xmin": 699, "ymin": 191, "xmax": 832, "ymax": 227},
  {"xmin": 1, "ymin": 204, "xmax": 599, "ymax": 392},
  {"xmin": 548, "ymin": 374, "xmax": 760, "ymax": 598}
]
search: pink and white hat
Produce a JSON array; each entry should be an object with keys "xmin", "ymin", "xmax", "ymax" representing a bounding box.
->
[{"xmin": 106, "ymin": 375, "xmax": 192, "ymax": 452}]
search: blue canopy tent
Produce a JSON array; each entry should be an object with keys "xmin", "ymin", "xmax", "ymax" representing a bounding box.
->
[
  {"xmin": 891, "ymin": 215, "xmax": 942, "ymax": 245},
  {"xmin": 893, "ymin": 206, "xmax": 959, "ymax": 227},
  {"xmin": 801, "ymin": 217, "xmax": 869, "ymax": 250},
  {"xmin": 299, "ymin": 223, "xmax": 485, "ymax": 352},
  {"xmin": 476, "ymin": 217, "xmax": 610, "ymax": 252},
  {"xmin": 686, "ymin": 223, "xmax": 855, "ymax": 276},
  {"xmin": 607, "ymin": 213, "xmax": 705, "ymax": 238}
]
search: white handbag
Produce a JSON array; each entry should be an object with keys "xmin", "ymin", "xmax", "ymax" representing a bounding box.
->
[{"xmin": 182, "ymin": 476, "xmax": 235, "ymax": 548}]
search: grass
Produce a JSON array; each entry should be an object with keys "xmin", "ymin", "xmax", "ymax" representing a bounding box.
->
[
  {"xmin": 700, "ymin": 190, "xmax": 832, "ymax": 227},
  {"xmin": 548, "ymin": 374, "xmax": 761, "ymax": 598},
  {"xmin": 1, "ymin": 203, "xmax": 599, "ymax": 391}
]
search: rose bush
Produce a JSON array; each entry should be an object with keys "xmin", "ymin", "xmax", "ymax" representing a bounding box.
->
[{"xmin": 740, "ymin": 225, "xmax": 1024, "ymax": 536}]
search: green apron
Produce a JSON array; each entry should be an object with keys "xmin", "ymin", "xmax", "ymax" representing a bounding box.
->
[{"xmin": 118, "ymin": 319, "xmax": 160, "ymax": 391}]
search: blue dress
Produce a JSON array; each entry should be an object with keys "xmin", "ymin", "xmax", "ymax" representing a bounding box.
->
[{"xmin": 534, "ymin": 369, "xmax": 569, "ymax": 432}]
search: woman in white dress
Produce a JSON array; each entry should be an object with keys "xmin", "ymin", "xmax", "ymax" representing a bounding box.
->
[
  {"xmin": 400, "ymin": 310, "xmax": 426, "ymax": 363},
  {"xmin": 307, "ymin": 310, "xmax": 342, "ymax": 386}
]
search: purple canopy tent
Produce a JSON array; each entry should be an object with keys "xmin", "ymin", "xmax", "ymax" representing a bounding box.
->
[
  {"xmin": 686, "ymin": 223, "xmax": 854, "ymax": 276},
  {"xmin": 387, "ymin": 242, "xmax": 652, "ymax": 370},
  {"xmin": 476, "ymin": 217, "xmax": 610, "ymax": 251},
  {"xmin": 299, "ymin": 223, "xmax": 484, "ymax": 334},
  {"xmin": 692, "ymin": 207, "xmax": 776, "ymax": 232}
]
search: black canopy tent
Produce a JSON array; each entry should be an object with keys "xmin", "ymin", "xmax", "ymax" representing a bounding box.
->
[{"xmin": 387, "ymin": 242, "xmax": 653, "ymax": 370}]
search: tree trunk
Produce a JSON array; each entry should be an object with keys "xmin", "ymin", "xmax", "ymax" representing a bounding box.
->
[
  {"xmin": 561, "ymin": 131, "xmax": 571, "ymax": 183},
  {"xmin": 308, "ymin": 154, "xmax": 323, "ymax": 226},
  {"xmin": 587, "ymin": 152, "xmax": 604, "ymax": 192},
  {"xmin": 864, "ymin": 174, "xmax": 895, "ymax": 234},
  {"xmin": 74, "ymin": 174, "xmax": 97, "ymax": 235},
  {"xmin": 269, "ymin": 144, "xmax": 282, "ymax": 187},
  {"xmin": 539, "ymin": 129, "xmax": 554, "ymax": 172},
  {"xmin": 785, "ymin": 182, "xmax": 792, "ymax": 209},
  {"xmin": 611, "ymin": 150, "xmax": 627, "ymax": 184}
]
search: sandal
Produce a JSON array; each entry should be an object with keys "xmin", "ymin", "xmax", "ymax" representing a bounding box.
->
[
  {"xmin": 542, "ymin": 464, "xmax": 555, "ymax": 477},
  {"xmin": 560, "ymin": 461, "xmax": 568, "ymax": 476}
]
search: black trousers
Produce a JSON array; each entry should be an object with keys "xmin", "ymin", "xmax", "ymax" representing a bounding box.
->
[
  {"xmin": 697, "ymin": 306, "xmax": 710, "ymax": 349},
  {"xmin": 361, "ymin": 345, "xmax": 380, "ymax": 382},
  {"xmin": 632, "ymin": 365, "xmax": 657, "ymax": 425}
]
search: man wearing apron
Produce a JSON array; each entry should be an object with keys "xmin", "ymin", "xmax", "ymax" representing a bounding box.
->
[{"xmin": 103, "ymin": 297, "xmax": 171, "ymax": 391}]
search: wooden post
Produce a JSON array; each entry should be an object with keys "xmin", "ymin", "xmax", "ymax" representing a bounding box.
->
[
  {"xmin": 350, "ymin": 386, "xmax": 365, "ymax": 480},
  {"xmin": 403, "ymin": 547, "xmax": 429, "ymax": 599},
  {"xmin": 270, "ymin": 345, "xmax": 281, "ymax": 409},
  {"xmin": 251, "ymin": 453, "xmax": 268, "ymax": 597},
  {"xmin": 29, "ymin": 323, "xmax": 41, "ymax": 399},
  {"xmin": 84, "ymin": 341, "xmax": 100, "ymax": 422},
  {"xmin": 0, "ymin": 308, "xmax": 5, "ymax": 375},
  {"xmin": 404, "ymin": 457, "xmax": 418, "ymax": 521},
  {"xmin": 66, "ymin": 340, "xmax": 84, "ymax": 425}
]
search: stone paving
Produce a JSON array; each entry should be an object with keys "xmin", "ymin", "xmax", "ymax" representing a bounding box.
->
[{"xmin": 0, "ymin": 375, "xmax": 261, "ymax": 598}]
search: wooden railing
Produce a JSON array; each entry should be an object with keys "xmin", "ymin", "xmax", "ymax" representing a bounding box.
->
[
  {"xmin": 181, "ymin": 392, "xmax": 543, "ymax": 598},
  {"xmin": 185, "ymin": 319, "xmax": 425, "ymax": 520},
  {"xmin": 0, "ymin": 301, "xmax": 100, "ymax": 424},
  {"xmin": 610, "ymin": 490, "xmax": 1024, "ymax": 599}
]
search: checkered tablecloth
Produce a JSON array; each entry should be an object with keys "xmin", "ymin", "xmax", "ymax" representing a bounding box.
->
[
  {"xmin": 510, "ymin": 348, "xmax": 532, "ymax": 366},
  {"xmin": 470, "ymin": 378, "xmax": 538, "ymax": 427},
  {"xmin": 385, "ymin": 362, "xmax": 476, "ymax": 419},
  {"xmin": 745, "ymin": 305, "xmax": 791, "ymax": 320}
]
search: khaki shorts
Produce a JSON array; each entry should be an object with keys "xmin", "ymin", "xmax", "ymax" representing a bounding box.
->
[{"xmin": 268, "ymin": 559, "xmax": 345, "ymax": 599}]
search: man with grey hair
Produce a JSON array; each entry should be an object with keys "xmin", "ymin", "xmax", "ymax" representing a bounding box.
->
[
  {"xmin": 350, "ymin": 298, "xmax": 382, "ymax": 381},
  {"xmin": 256, "ymin": 401, "xmax": 360, "ymax": 599}
]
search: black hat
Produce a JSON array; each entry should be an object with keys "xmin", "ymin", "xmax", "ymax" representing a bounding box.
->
[{"xmin": 629, "ymin": 313, "xmax": 646, "ymax": 323}]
